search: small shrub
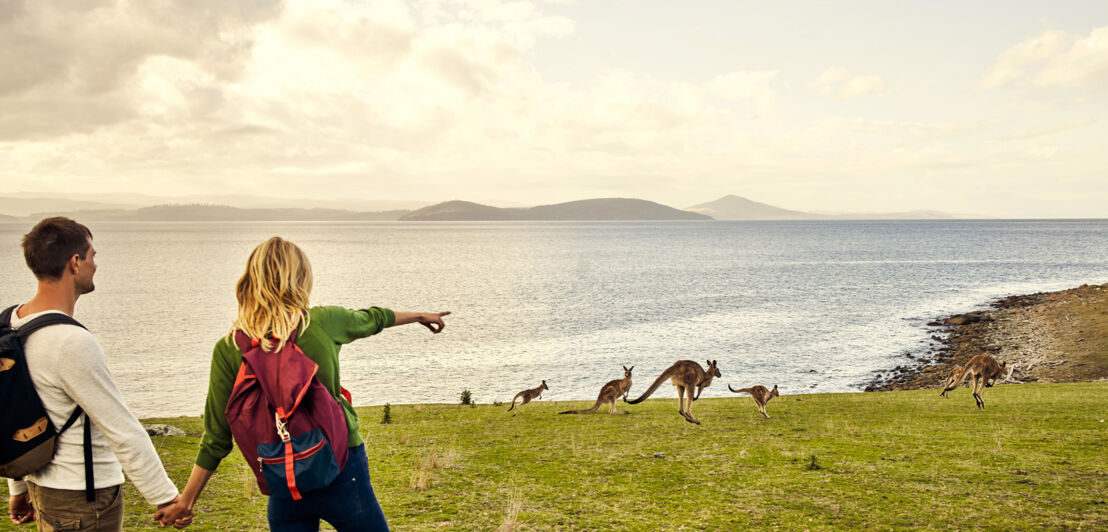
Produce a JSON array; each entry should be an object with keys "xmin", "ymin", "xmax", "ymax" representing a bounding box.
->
[
  {"xmin": 381, "ymin": 403, "xmax": 392, "ymax": 424},
  {"xmin": 805, "ymin": 454, "xmax": 822, "ymax": 471},
  {"xmin": 460, "ymin": 389, "xmax": 474, "ymax": 406},
  {"xmin": 492, "ymin": 400, "xmax": 503, "ymax": 407}
]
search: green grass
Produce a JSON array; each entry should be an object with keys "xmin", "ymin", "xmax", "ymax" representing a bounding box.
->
[{"xmin": 4, "ymin": 383, "xmax": 1108, "ymax": 530}]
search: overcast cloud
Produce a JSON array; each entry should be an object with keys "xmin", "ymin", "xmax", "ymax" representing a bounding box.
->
[{"xmin": 1, "ymin": 0, "xmax": 1106, "ymax": 217}]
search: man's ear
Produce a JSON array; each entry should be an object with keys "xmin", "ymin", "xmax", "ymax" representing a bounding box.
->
[{"xmin": 68, "ymin": 253, "xmax": 81, "ymax": 274}]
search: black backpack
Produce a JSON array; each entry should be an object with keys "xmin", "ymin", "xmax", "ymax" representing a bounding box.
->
[{"xmin": 0, "ymin": 305, "xmax": 95, "ymax": 501}]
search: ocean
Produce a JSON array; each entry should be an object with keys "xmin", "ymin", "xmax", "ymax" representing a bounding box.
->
[{"xmin": 2, "ymin": 219, "xmax": 1106, "ymax": 418}]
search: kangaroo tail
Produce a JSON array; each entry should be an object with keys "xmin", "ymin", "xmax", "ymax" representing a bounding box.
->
[
  {"xmin": 559, "ymin": 394, "xmax": 605, "ymax": 415},
  {"xmin": 508, "ymin": 393, "xmax": 521, "ymax": 411},
  {"xmin": 728, "ymin": 385, "xmax": 754, "ymax": 394},
  {"xmin": 625, "ymin": 367, "xmax": 675, "ymax": 404},
  {"xmin": 939, "ymin": 367, "xmax": 966, "ymax": 394},
  {"xmin": 956, "ymin": 366, "xmax": 974, "ymax": 387}
]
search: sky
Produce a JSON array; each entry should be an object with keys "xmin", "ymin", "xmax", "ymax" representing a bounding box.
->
[{"xmin": 1, "ymin": 0, "xmax": 1106, "ymax": 217}]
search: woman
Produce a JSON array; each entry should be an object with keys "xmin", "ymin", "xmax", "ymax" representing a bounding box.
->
[{"xmin": 158, "ymin": 237, "xmax": 449, "ymax": 531}]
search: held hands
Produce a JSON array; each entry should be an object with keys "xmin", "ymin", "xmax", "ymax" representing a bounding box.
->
[
  {"xmin": 418, "ymin": 311, "xmax": 451, "ymax": 334},
  {"xmin": 154, "ymin": 496, "xmax": 193, "ymax": 529},
  {"xmin": 9, "ymin": 493, "xmax": 34, "ymax": 525}
]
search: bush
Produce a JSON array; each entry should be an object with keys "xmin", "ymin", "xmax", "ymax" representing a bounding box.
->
[
  {"xmin": 381, "ymin": 403, "xmax": 392, "ymax": 424},
  {"xmin": 805, "ymin": 454, "xmax": 822, "ymax": 471},
  {"xmin": 460, "ymin": 389, "xmax": 474, "ymax": 406}
]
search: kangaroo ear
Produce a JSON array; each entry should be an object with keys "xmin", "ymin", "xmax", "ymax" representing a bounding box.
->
[
  {"xmin": 713, "ymin": 359, "xmax": 718, "ymax": 366},
  {"xmin": 629, "ymin": 366, "xmax": 634, "ymax": 371},
  {"xmin": 706, "ymin": 360, "xmax": 712, "ymax": 367}
]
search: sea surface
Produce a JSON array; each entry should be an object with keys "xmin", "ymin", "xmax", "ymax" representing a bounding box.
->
[{"xmin": 2, "ymin": 220, "xmax": 1107, "ymax": 418}]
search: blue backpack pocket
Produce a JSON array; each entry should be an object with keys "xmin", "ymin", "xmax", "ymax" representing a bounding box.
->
[{"xmin": 258, "ymin": 428, "xmax": 340, "ymax": 500}]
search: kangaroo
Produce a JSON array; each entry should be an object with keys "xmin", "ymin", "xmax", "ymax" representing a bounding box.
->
[
  {"xmin": 938, "ymin": 365, "xmax": 967, "ymax": 398},
  {"xmin": 507, "ymin": 380, "xmax": 548, "ymax": 415},
  {"xmin": 728, "ymin": 384, "xmax": 779, "ymax": 418},
  {"xmin": 941, "ymin": 354, "xmax": 1006, "ymax": 409},
  {"xmin": 624, "ymin": 360, "xmax": 721, "ymax": 425},
  {"xmin": 559, "ymin": 366, "xmax": 633, "ymax": 415}
]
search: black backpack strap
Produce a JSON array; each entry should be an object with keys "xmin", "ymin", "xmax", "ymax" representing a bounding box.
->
[
  {"xmin": 58, "ymin": 407, "xmax": 84, "ymax": 434},
  {"xmin": 55, "ymin": 408, "xmax": 94, "ymax": 502},
  {"xmin": 83, "ymin": 413, "xmax": 94, "ymax": 502},
  {"xmin": 0, "ymin": 305, "xmax": 16, "ymax": 329},
  {"xmin": 15, "ymin": 313, "xmax": 86, "ymax": 338}
]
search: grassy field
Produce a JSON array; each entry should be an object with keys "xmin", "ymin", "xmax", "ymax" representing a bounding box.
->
[{"xmin": 4, "ymin": 383, "xmax": 1108, "ymax": 531}]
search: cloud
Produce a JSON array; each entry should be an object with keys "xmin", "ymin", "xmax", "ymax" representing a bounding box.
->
[
  {"xmin": 809, "ymin": 68, "xmax": 887, "ymax": 98},
  {"xmin": 982, "ymin": 26, "xmax": 1108, "ymax": 89},
  {"xmin": 810, "ymin": 67, "xmax": 850, "ymax": 95},
  {"xmin": 707, "ymin": 70, "xmax": 780, "ymax": 112},
  {"xmin": 1004, "ymin": 118, "xmax": 1095, "ymax": 140},
  {"xmin": 0, "ymin": 0, "xmax": 282, "ymax": 138}
]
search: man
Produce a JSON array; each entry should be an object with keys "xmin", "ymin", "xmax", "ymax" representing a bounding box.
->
[{"xmin": 5, "ymin": 217, "xmax": 180, "ymax": 531}]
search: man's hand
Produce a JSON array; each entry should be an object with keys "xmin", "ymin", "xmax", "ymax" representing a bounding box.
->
[
  {"xmin": 154, "ymin": 496, "xmax": 193, "ymax": 528},
  {"xmin": 418, "ymin": 311, "xmax": 451, "ymax": 333},
  {"xmin": 9, "ymin": 493, "xmax": 35, "ymax": 524}
]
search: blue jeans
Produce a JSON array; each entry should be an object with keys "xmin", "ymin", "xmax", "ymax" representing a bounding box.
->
[{"xmin": 267, "ymin": 444, "xmax": 389, "ymax": 532}]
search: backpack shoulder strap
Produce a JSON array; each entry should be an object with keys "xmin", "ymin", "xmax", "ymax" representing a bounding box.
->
[
  {"xmin": 15, "ymin": 313, "xmax": 86, "ymax": 339},
  {"xmin": 0, "ymin": 305, "xmax": 16, "ymax": 330}
]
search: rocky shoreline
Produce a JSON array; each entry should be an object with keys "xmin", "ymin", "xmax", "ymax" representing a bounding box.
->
[{"xmin": 865, "ymin": 283, "xmax": 1108, "ymax": 392}]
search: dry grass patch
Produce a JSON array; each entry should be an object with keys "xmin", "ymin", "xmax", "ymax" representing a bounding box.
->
[{"xmin": 496, "ymin": 490, "xmax": 524, "ymax": 532}]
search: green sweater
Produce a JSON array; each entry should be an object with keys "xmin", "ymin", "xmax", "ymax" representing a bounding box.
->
[{"xmin": 195, "ymin": 305, "xmax": 395, "ymax": 472}]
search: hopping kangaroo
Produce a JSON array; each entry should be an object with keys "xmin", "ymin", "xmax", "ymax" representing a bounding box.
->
[
  {"xmin": 728, "ymin": 384, "xmax": 779, "ymax": 418},
  {"xmin": 508, "ymin": 380, "xmax": 548, "ymax": 415},
  {"xmin": 941, "ymin": 354, "xmax": 1006, "ymax": 409},
  {"xmin": 624, "ymin": 360, "xmax": 721, "ymax": 425},
  {"xmin": 559, "ymin": 366, "xmax": 634, "ymax": 415}
]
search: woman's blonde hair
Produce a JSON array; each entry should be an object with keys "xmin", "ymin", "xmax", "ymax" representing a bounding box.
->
[{"xmin": 229, "ymin": 237, "xmax": 313, "ymax": 351}]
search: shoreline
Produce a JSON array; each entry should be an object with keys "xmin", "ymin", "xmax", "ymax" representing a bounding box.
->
[{"xmin": 865, "ymin": 283, "xmax": 1108, "ymax": 392}]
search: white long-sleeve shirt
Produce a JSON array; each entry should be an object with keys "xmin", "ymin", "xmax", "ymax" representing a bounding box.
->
[{"xmin": 5, "ymin": 309, "xmax": 178, "ymax": 506}]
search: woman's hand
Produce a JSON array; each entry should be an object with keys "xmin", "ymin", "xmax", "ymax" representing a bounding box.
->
[{"xmin": 417, "ymin": 311, "xmax": 451, "ymax": 333}]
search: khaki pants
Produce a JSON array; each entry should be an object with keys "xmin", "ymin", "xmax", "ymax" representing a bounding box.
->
[{"xmin": 26, "ymin": 482, "xmax": 124, "ymax": 532}]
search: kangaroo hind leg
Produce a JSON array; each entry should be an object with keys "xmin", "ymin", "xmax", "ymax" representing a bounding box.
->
[{"xmin": 682, "ymin": 387, "xmax": 700, "ymax": 424}]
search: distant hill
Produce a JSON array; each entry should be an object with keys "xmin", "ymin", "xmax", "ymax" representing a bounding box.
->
[
  {"xmin": 0, "ymin": 197, "xmax": 134, "ymax": 218},
  {"xmin": 0, "ymin": 193, "xmax": 429, "ymax": 217},
  {"xmin": 401, "ymin": 198, "xmax": 712, "ymax": 221},
  {"xmin": 27, "ymin": 204, "xmax": 409, "ymax": 222},
  {"xmin": 687, "ymin": 195, "xmax": 971, "ymax": 220},
  {"xmin": 687, "ymin": 195, "xmax": 817, "ymax": 220},
  {"xmin": 398, "ymin": 201, "xmax": 524, "ymax": 221}
]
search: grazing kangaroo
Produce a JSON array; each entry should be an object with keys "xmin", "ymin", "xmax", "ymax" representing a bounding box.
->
[
  {"xmin": 624, "ymin": 360, "xmax": 721, "ymax": 425},
  {"xmin": 559, "ymin": 366, "xmax": 634, "ymax": 415},
  {"xmin": 938, "ymin": 365, "xmax": 967, "ymax": 398},
  {"xmin": 941, "ymin": 354, "xmax": 1006, "ymax": 409},
  {"xmin": 728, "ymin": 384, "xmax": 779, "ymax": 418},
  {"xmin": 507, "ymin": 380, "xmax": 548, "ymax": 415}
]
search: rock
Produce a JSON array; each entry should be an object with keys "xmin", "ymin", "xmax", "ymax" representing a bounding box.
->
[
  {"xmin": 144, "ymin": 424, "xmax": 186, "ymax": 437},
  {"xmin": 653, "ymin": 452, "xmax": 665, "ymax": 459}
]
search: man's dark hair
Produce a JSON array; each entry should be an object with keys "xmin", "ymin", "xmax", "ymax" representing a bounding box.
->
[{"xmin": 22, "ymin": 217, "xmax": 93, "ymax": 280}]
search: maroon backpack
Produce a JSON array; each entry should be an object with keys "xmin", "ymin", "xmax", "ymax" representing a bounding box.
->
[{"xmin": 225, "ymin": 330, "xmax": 349, "ymax": 500}]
